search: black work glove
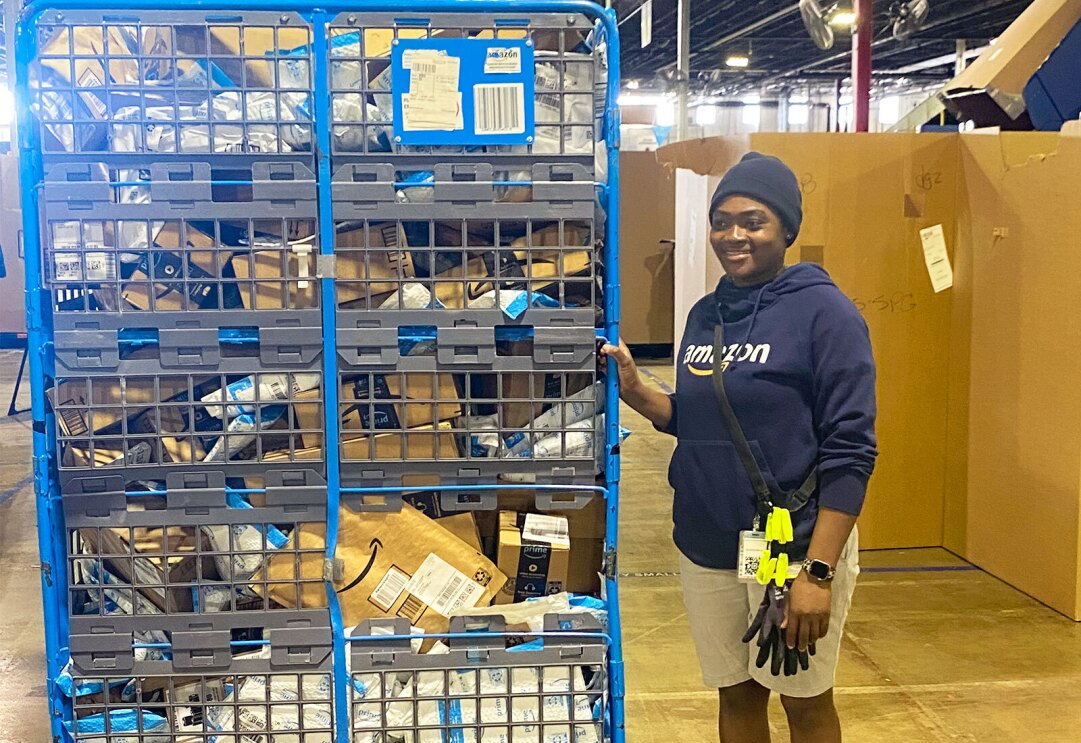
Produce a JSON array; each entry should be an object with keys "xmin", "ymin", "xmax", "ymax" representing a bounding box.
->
[{"xmin": 742, "ymin": 583, "xmax": 813, "ymax": 677}]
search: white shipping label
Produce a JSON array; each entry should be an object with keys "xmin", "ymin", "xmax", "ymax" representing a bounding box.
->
[
  {"xmin": 53, "ymin": 253, "xmax": 83, "ymax": 282},
  {"xmin": 402, "ymin": 91, "xmax": 463, "ymax": 131},
  {"xmin": 404, "ymin": 51, "xmax": 462, "ymax": 131},
  {"xmin": 404, "ymin": 553, "xmax": 484, "ymax": 617},
  {"xmin": 522, "ymin": 513, "xmax": 571, "ymax": 548},
  {"xmin": 484, "ymin": 47, "xmax": 522, "ymax": 74},
  {"xmin": 83, "ymin": 251, "xmax": 116, "ymax": 281},
  {"xmin": 369, "ymin": 566, "xmax": 411, "ymax": 611},
  {"xmin": 919, "ymin": 223, "xmax": 954, "ymax": 293}
]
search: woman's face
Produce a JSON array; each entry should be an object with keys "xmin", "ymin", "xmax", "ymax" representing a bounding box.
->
[{"xmin": 710, "ymin": 195, "xmax": 789, "ymax": 287}]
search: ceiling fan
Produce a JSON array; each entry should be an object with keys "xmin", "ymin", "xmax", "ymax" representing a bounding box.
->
[
  {"xmin": 799, "ymin": 0, "xmax": 836, "ymax": 51},
  {"xmin": 890, "ymin": 0, "xmax": 930, "ymax": 41}
]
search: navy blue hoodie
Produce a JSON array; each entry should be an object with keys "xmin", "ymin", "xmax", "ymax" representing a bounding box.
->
[{"xmin": 660, "ymin": 263, "xmax": 877, "ymax": 569}]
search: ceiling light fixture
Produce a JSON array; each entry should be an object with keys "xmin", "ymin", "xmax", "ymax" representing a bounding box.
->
[
  {"xmin": 725, "ymin": 53, "xmax": 750, "ymax": 68},
  {"xmin": 829, "ymin": 1, "xmax": 857, "ymax": 28}
]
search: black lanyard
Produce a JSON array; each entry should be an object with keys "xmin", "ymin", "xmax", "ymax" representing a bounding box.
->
[{"xmin": 709, "ymin": 322, "xmax": 817, "ymax": 520}]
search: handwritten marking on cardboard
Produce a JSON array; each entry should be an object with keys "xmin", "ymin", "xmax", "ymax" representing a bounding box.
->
[{"xmin": 919, "ymin": 224, "xmax": 953, "ymax": 293}]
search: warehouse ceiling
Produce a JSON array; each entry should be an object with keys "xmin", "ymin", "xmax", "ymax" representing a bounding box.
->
[{"xmin": 618, "ymin": 0, "xmax": 1037, "ymax": 93}]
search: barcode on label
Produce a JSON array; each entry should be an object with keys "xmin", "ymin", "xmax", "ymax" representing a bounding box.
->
[
  {"xmin": 438, "ymin": 575, "xmax": 465, "ymax": 607},
  {"xmin": 370, "ymin": 567, "xmax": 409, "ymax": 611},
  {"xmin": 268, "ymin": 381, "xmax": 287, "ymax": 400},
  {"xmin": 413, "ymin": 61, "xmax": 437, "ymax": 77},
  {"xmin": 474, "ymin": 83, "xmax": 525, "ymax": 135},
  {"xmin": 397, "ymin": 593, "xmax": 426, "ymax": 623}
]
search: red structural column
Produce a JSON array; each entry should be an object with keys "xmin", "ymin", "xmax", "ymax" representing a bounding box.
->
[{"xmin": 852, "ymin": 0, "xmax": 873, "ymax": 131}]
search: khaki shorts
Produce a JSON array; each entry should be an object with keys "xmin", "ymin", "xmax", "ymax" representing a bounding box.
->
[{"xmin": 679, "ymin": 528, "xmax": 859, "ymax": 698}]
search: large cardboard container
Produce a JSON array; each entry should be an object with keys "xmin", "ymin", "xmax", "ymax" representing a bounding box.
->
[
  {"xmin": 619, "ymin": 151, "xmax": 676, "ymax": 346},
  {"xmin": 940, "ymin": 0, "xmax": 1081, "ymax": 127},
  {"xmin": 659, "ymin": 133, "xmax": 957, "ymax": 552},
  {"xmin": 658, "ymin": 131, "xmax": 1081, "ymax": 620}
]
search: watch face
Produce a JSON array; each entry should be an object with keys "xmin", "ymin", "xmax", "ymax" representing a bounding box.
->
[{"xmin": 809, "ymin": 561, "xmax": 830, "ymax": 579}]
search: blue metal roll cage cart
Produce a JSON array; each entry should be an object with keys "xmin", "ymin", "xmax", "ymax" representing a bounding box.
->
[{"xmin": 17, "ymin": 1, "xmax": 622, "ymax": 740}]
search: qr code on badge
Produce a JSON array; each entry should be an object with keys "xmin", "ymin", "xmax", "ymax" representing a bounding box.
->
[{"xmin": 741, "ymin": 553, "xmax": 760, "ymax": 578}]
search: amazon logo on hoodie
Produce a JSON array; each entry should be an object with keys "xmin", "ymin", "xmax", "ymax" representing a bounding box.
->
[{"xmin": 682, "ymin": 341, "xmax": 772, "ymax": 376}]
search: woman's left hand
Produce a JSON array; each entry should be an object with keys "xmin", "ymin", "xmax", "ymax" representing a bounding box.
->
[{"xmin": 782, "ymin": 571, "xmax": 832, "ymax": 652}]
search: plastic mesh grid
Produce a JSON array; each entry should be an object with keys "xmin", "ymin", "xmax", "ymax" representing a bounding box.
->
[
  {"xmin": 350, "ymin": 661, "xmax": 604, "ymax": 742},
  {"xmin": 325, "ymin": 18, "xmax": 601, "ymax": 158},
  {"xmin": 334, "ymin": 218, "xmax": 596, "ymax": 313},
  {"xmin": 52, "ymin": 372, "xmax": 325, "ymax": 472},
  {"xmin": 69, "ymin": 669, "xmax": 336, "ymax": 741},
  {"xmin": 68, "ymin": 509, "xmax": 328, "ymax": 618},
  {"xmin": 31, "ymin": 16, "xmax": 316, "ymax": 155},
  {"xmin": 45, "ymin": 216, "xmax": 320, "ymax": 313}
]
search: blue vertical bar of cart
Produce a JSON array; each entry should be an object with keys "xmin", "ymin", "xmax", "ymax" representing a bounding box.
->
[
  {"xmin": 14, "ymin": 7, "xmax": 71, "ymax": 740},
  {"xmin": 311, "ymin": 10, "xmax": 352, "ymax": 742},
  {"xmin": 598, "ymin": 7, "xmax": 625, "ymax": 743}
]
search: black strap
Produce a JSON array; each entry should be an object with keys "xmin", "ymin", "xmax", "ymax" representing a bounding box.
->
[{"xmin": 710, "ymin": 323, "xmax": 817, "ymax": 516}]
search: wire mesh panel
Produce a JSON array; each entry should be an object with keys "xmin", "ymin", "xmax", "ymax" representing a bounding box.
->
[
  {"xmin": 66, "ymin": 613, "xmax": 335, "ymax": 742},
  {"xmin": 29, "ymin": 11, "xmax": 316, "ymax": 156},
  {"xmin": 325, "ymin": 12, "xmax": 605, "ymax": 161},
  {"xmin": 51, "ymin": 371, "xmax": 326, "ymax": 487},
  {"xmin": 350, "ymin": 615, "xmax": 607, "ymax": 743},
  {"xmin": 64, "ymin": 471, "xmax": 328, "ymax": 630}
]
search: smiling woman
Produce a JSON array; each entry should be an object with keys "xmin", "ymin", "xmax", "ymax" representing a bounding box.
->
[{"xmin": 601, "ymin": 151, "xmax": 877, "ymax": 743}]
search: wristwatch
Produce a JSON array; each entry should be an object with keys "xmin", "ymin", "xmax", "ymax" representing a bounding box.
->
[{"xmin": 801, "ymin": 558, "xmax": 836, "ymax": 583}]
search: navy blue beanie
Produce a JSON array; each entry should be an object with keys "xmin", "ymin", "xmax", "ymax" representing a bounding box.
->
[{"xmin": 709, "ymin": 152, "xmax": 803, "ymax": 243}]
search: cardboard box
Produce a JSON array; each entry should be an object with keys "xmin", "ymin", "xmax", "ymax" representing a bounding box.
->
[
  {"xmin": 264, "ymin": 421, "xmax": 459, "ymax": 462},
  {"xmin": 473, "ymin": 367, "xmax": 591, "ymax": 430},
  {"xmin": 258, "ymin": 503, "xmax": 506, "ymax": 634},
  {"xmin": 495, "ymin": 511, "xmax": 570, "ymax": 604},
  {"xmin": 335, "ymin": 222, "xmax": 415, "ymax": 304},
  {"xmin": 478, "ymin": 490, "xmax": 606, "ymax": 594},
  {"xmin": 619, "ymin": 151, "xmax": 676, "ymax": 345},
  {"xmin": 229, "ymin": 249, "xmax": 319, "ymax": 309},
  {"xmin": 77, "ymin": 528, "xmax": 196, "ymax": 613},
  {"xmin": 48, "ymin": 378, "xmax": 190, "ymax": 437},
  {"xmin": 293, "ymin": 374, "xmax": 461, "ymax": 447},
  {"xmin": 438, "ymin": 512, "xmax": 483, "ymax": 552},
  {"xmin": 940, "ymin": 0, "xmax": 1081, "ymax": 127},
  {"xmin": 342, "ymin": 422, "xmax": 460, "ymax": 461},
  {"xmin": 121, "ymin": 223, "xmax": 242, "ymax": 311},
  {"xmin": 62, "ymin": 440, "xmax": 154, "ymax": 468}
]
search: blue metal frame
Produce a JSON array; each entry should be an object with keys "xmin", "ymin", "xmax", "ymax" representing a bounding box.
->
[{"xmin": 16, "ymin": 2, "xmax": 621, "ymax": 741}]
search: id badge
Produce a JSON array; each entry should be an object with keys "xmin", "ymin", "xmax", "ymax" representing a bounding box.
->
[{"xmin": 737, "ymin": 530, "xmax": 768, "ymax": 583}]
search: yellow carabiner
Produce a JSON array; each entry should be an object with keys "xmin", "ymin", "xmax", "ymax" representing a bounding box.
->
[
  {"xmin": 771, "ymin": 507, "xmax": 794, "ymax": 544},
  {"xmin": 764, "ymin": 511, "xmax": 776, "ymax": 541}
]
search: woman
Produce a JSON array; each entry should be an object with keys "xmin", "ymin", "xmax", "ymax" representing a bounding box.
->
[{"xmin": 603, "ymin": 152, "xmax": 877, "ymax": 743}]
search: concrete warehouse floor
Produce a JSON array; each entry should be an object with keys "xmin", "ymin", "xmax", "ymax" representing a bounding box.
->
[{"xmin": 0, "ymin": 352, "xmax": 1079, "ymax": 741}]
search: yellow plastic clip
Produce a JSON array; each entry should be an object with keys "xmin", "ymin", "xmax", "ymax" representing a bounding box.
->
[
  {"xmin": 764, "ymin": 511, "xmax": 775, "ymax": 541},
  {"xmin": 773, "ymin": 552, "xmax": 790, "ymax": 587},
  {"xmin": 756, "ymin": 548, "xmax": 775, "ymax": 586}
]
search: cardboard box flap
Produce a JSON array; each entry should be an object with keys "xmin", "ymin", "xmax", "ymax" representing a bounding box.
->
[{"xmin": 655, "ymin": 135, "xmax": 752, "ymax": 177}]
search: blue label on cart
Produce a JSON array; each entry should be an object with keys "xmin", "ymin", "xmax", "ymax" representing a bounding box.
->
[{"xmin": 391, "ymin": 38, "xmax": 535, "ymax": 146}]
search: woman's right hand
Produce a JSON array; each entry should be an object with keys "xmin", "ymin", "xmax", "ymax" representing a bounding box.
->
[{"xmin": 600, "ymin": 338, "xmax": 642, "ymax": 399}]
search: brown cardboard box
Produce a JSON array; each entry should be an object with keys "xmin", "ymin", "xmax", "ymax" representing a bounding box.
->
[
  {"xmin": 293, "ymin": 374, "xmax": 462, "ymax": 447},
  {"xmin": 264, "ymin": 421, "xmax": 459, "ymax": 462},
  {"xmin": 77, "ymin": 528, "xmax": 197, "ymax": 613},
  {"xmin": 619, "ymin": 151, "xmax": 675, "ymax": 345},
  {"xmin": 62, "ymin": 440, "xmax": 154, "ymax": 468},
  {"xmin": 478, "ymin": 490, "xmax": 605, "ymax": 594},
  {"xmin": 940, "ymin": 0, "xmax": 1081, "ymax": 127},
  {"xmin": 121, "ymin": 223, "xmax": 240, "ymax": 311},
  {"xmin": 438, "ymin": 513, "xmax": 483, "ymax": 552},
  {"xmin": 495, "ymin": 511, "xmax": 570, "ymax": 604},
  {"xmin": 258, "ymin": 503, "xmax": 506, "ymax": 634},
  {"xmin": 335, "ymin": 222, "xmax": 415, "ymax": 304},
  {"xmin": 48, "ymin": 378, "xmax": 190, "ymax": 437},
  {"xmin": 229, "ymin": 249, "xmax": 319, "ymax": 309}
]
